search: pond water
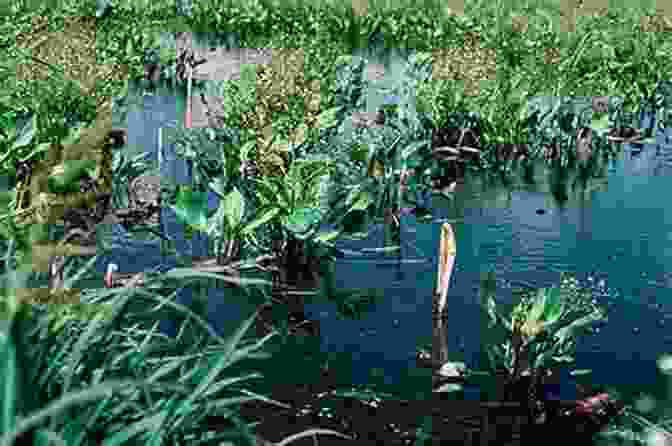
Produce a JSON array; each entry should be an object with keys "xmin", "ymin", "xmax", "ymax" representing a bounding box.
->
[
  {"xmin": 433, "ymin": 124, "xmax": 672, "ymax": 404},
  {"xmin": 103, "ymin": 56, "xmax": 672, "ymax": 407}
]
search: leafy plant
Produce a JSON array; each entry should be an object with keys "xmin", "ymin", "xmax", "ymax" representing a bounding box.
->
[
  {"xmin": 252, "ymin": 156, "xmax": 335, "ymax": 242},
  {"xmin": 479, "ymin": 273, "xmax": 607, "ymax": 385}
]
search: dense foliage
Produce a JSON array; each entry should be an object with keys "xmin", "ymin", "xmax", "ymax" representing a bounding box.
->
[{"xmin": 1, "ymin": 0, "xmax": 672, "ymax": 444}]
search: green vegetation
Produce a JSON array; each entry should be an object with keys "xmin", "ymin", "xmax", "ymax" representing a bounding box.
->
[{"xmin": 1, "ymin": 0, "xmax": 672, "ymax": 444}]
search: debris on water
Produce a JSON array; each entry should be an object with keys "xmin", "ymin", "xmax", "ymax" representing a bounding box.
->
[
  {"xmin": 536, "ymin": 209, "xmax": 546, "ymax": 214},
  {"xmin": 632, "ymin": 327, "xmax": 641, "ymax": 334}
]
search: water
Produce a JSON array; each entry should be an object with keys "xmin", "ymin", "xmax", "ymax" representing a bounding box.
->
[
  {"xmin": 430, "ymin": 123, "xmax": 672, "ymax": 405},
  {"xmin": 107, "ymin": 53, "xmax": 672, "ymax": 405}
]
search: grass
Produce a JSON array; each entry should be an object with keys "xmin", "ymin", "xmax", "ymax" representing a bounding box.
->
[{"xmin": 1, "ymin": 0, "xmax": 672, "ymax": 444}]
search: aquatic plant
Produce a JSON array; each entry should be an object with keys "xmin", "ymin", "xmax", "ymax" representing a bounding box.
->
[{"xmin": 480, "ymin": 274, "xmax": 607, "ymax": 384}]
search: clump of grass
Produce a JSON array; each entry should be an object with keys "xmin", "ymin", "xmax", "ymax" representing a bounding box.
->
[{"xmin": 0, "ymin": 239, "xmax": 349, "ymax": 445}]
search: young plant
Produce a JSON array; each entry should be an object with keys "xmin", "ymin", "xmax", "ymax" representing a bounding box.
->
[{"xmin": 478, "ymin": 273, "xmax": 607, "ymax": 402}]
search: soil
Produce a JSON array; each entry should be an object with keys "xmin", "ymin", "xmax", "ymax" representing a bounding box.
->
[{"xmin": 236, "ymin": 383, "xmax": 433, "ymax": 446}]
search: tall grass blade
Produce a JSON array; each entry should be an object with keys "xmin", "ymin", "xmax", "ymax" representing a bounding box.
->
[
  {"xmin": 102, "ymin": 411, "xmax": 168, "ymax": 445},
  {"xmin": 0, "ymin": 380, "xmax": 141, "ymax": 446}
]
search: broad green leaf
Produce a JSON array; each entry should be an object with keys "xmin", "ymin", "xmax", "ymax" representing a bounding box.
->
[
  {"xmin": 170, "ymin": 186, "xmax": 208, "ymax": 231},
  {"xmin": 222, "ymin": 187, "xmax": 245, "ymax": 229}
]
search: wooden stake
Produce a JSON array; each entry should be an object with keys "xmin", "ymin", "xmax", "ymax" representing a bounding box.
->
[{"xmin": 433, "ymin": 223, "xmax": 456, "ymax": 318}]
